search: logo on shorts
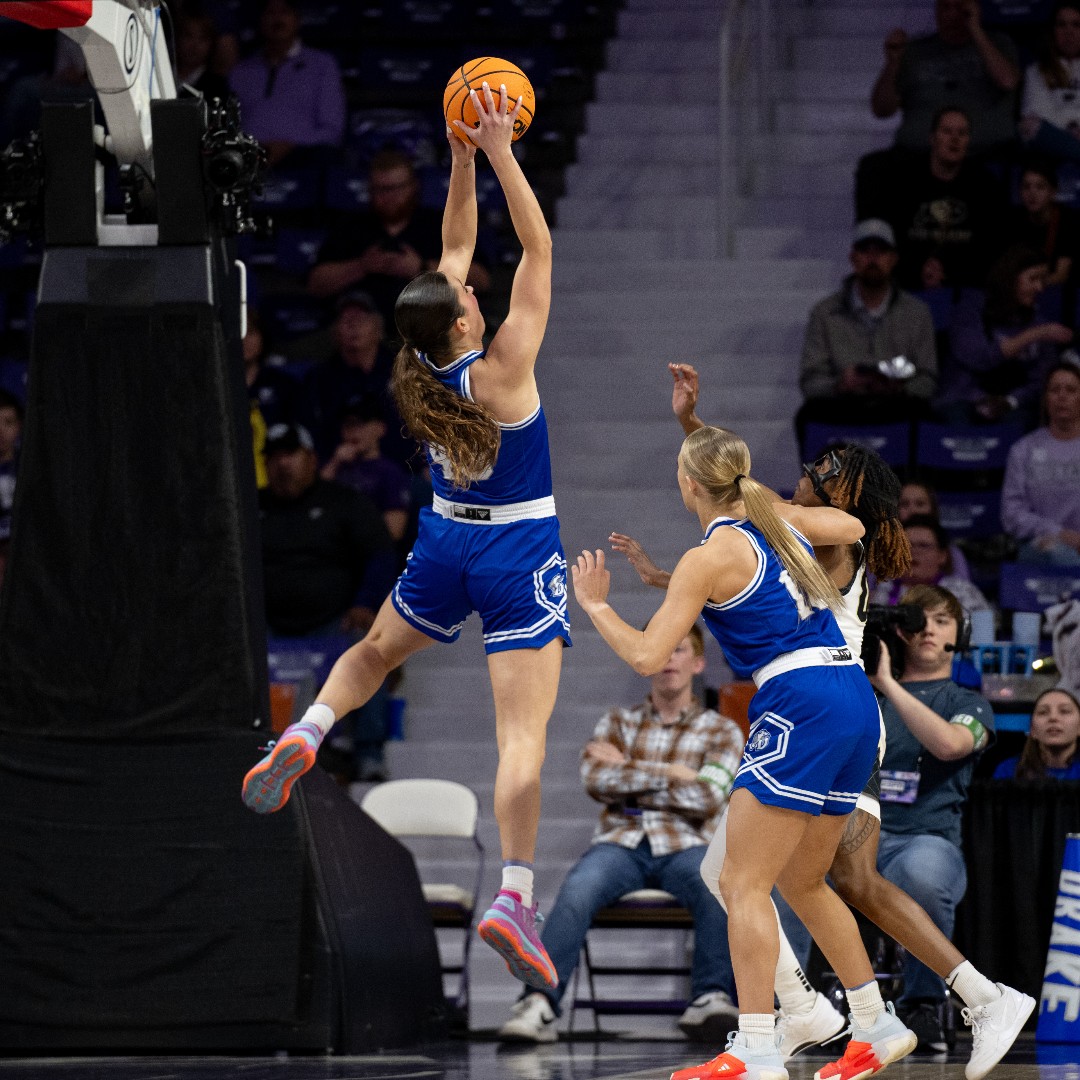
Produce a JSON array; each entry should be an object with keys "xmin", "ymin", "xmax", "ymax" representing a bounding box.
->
[
  {"xmin": 534, "ymin": 553, "xmax": 570, "ymax": 629},
  {"xmin": 748, "ymin": 728, "xmax": 771, "ymax": 752},
  {"xmin": 829, "ymin": 647, "xmax": 852, "ymax": 662}
]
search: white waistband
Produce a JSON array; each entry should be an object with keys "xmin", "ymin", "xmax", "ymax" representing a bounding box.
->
[
  {"xmin": 752, "ymin": 645, "xmax": 857, "ymax": 688},
  {"xmin": 432, "ymin": 494, "xmax": 556, "ymax": 524}
]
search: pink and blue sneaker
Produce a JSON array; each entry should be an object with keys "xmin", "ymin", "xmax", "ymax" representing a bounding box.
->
[
  {"xmin": 478, "ymin": 890, "xmax": 558, "ymax": 990},
  {"xmin": 241, "ymin": 719, "xmax": 323, "ymax": 814}
]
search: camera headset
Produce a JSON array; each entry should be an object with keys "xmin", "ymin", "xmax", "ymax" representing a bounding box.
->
[{"xmin": 943, "ymin": 611, "xmax": 972, "ymax": 655}]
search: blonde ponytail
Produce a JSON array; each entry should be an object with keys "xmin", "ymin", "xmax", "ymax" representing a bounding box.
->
[{"xmin": 681, "ymin": 427, "xmax": 841, "ymax": 613}]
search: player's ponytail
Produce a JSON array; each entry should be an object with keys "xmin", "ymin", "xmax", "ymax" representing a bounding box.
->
[
  {"xmin": 391, "ymin": 271, "xmax": 500, "ymax": 489},
  {"xmin": 680, "ymin": 427, "xmax": 841, "ymax": 612}
]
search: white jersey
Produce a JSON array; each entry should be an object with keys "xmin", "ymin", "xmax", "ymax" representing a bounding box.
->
[
  {"xmin": 838, "ymin": 542, "xmax": 886, "ymax": 808},
  {"xmin": 836, "ymin": 542, "xmax": 868, "ymax": 665}
]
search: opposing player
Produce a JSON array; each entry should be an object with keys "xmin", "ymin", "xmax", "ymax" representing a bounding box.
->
[
  {"xmin": 573, "ymin": 425, "xmax": 917, "ymax": 1080},
  {"xmin": 627, "ymin": 364, "xmax": 1034, "ymax": 1080},
  {"xmin": 242, "ymin": 83, "xmax": 569, "ymax": 991}
]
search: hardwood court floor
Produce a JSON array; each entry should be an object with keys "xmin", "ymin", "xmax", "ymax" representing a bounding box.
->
[{"xmin": 0, "ymin": 1034, "xmax": 1070, "ymax": 1080}]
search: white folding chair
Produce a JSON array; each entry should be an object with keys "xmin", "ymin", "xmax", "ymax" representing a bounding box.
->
[{"xmin": 360, "ymin": 779, "xmax": 485, "ymax": 1017}]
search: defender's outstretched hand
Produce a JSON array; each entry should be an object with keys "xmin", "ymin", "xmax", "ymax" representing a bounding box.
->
[
  {"xmin": 572, "ymin": 549, "xmax": 610, "ymax": 614},
  {"xmin": 609, "ymin": 532, "xmax": 669, "ymax": 589},
  {"xmin": 669, "ymin": 362, "xmax": 703, "ymax": 434}
]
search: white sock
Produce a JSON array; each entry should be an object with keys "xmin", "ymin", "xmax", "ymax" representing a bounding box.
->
[
  {"xmin": 947, "ymin": 961, "xmax": 1001, "ymax": 1009},
  {"xmin": 774, "ymin": 907, "xmax": 818, "ymax": 1015},
  {"xmin": 502, "ymin": 863, "xmax": 534, "ymax": 907},
  {"xmin": 846, "ymin": 980, "xmax": 884, "ymax": 1031},
  {"xmin": 298, "ymin": 702, "xmax": 336, "ymax": 737},
  {"xmin": 738, "ymin": 1012, "xmax": 776, "ymax": 1051}
]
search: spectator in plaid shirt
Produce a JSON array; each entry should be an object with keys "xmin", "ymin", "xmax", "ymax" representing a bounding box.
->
[{"xmin": 498, "ymin": 624, "xmax": 802, "ymax": 1044}]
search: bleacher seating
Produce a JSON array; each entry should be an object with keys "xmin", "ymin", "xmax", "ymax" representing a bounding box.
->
[
  {"xmin": 998, "ymin": 563, "xmax": 1080, "ymax": 614},
  {"xmin": 802, "ymin": 421, "xmax": 912, "ymax": 471},
  {"xmin": 914, "ymin": 421, "xmax": 1023, "ymax": 491}
]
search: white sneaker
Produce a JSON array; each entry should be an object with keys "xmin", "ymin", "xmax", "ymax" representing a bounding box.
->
[
  {"xmin": 498, "ymin": 992, "xmax": 558, "ymax": 1043},
  {"xmin": 678, "ymin": 990, "xmax": 742, "ymax": 1042},
  {"xmin": 962, "ymin": 983, "xmax": 1036, "ymax": 1080},
  {"xmin": 776, "ymin": 992, "xmax": 848, "ymax": 1061},
  {"xmin": 671, "ymin": 1031, "xmax": 789, "ymax": 1080},
  {"xmin": 814, "ymin": 1002, "xmax": 917, "ymax": 1080}
]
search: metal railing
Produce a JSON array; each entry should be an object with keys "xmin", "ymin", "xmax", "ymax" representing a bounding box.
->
[{"xmin": 718, "ymin": 0, "xmax": 781, "ymax": 256}]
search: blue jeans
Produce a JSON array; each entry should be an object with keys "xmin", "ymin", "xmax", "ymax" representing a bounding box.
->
[
  {"xmin": 536, "ymin": 840, "xmax": 735, "ymax": 1013},
  {"xmin": 877, "ymin": 831, "xmax": 967, "ymax": 1005}
]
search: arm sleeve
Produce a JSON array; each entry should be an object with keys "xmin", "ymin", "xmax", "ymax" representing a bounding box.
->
[{"xmin": 948, "ymin": 689, "xmax": 994, "ymax": 753}]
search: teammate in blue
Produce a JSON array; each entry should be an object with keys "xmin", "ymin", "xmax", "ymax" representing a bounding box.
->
[
  {"xmin": 572, "ymin": 425, "xmax": 916, "ymax": 1080},
  {"xmin": 242, "ymin": 82, "xmax": 568, "ymax": 990}
]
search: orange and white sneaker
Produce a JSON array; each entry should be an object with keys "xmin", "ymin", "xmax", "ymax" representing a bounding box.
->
[
  {"xmin": 241, "ymin": 719, "xmax": 322, "ymax": 814},
  {"xmin": 814, "ymin": 1003, "xmax": 917, "ymax": 1080},
  {"xmin": 671, "ymin": 1032, "xmax": 788, "ymax": 1080}
]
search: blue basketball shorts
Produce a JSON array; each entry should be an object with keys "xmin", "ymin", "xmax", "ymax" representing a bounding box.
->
[
  {"xmin": 732, "ymin": 664, "xmax": 879, "ymax": 816},
  {"xmin": 391, "ymin": 507, "xmax": 572, "ymax": 654}
]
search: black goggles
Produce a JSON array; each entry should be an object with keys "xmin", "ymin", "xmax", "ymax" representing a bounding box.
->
[{"xmin": 801, "ymin": 450, "xmax": 844, "ymax": 506}]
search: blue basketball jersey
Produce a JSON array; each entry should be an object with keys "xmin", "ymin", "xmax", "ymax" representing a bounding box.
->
[
  {"xmin": 698, "ymin": 515, "xmax": 849, "ymax": 679},
  {"xmin": 421, "ymin": 349, "xmax": 553, "ymax": 506}
]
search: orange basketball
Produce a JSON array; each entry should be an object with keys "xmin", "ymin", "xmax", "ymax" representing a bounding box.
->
[{"xmin": 443, "ymin": 57, "xmax": 535, "ymax": 144}]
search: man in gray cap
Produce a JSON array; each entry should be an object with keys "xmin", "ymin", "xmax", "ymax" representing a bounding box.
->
[{"xmin": 796, "ymin": 217, "xmax": 938, "ymax": 456}]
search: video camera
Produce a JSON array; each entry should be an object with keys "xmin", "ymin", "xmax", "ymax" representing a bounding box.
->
[{"xmin": 861, "ymin": 603, "xmax": 926, "ymax": 679}]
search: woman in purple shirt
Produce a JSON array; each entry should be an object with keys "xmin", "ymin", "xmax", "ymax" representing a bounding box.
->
[{"xmin": 1001, "ymin": 360, "xmax": 1080, "ymax": 565}]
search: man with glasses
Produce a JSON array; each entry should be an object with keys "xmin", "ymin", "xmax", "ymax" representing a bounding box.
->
[{"xmin": 310, "ymin": 147, "xmax": 490, "ymax": 324}]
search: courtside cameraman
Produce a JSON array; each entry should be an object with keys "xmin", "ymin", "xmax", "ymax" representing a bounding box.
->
[{"xmin": 868, "ymin": 583, "xmax": 995, "ymax": 1052}]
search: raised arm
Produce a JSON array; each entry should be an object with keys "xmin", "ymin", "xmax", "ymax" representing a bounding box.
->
[
  {"xmin": 437, "ymin": 124, "xmax": 479, "ymax": 286},
  {"xmin": 461, "ymin": 83, "xmax": 551, "ymax": 375},
  {"xmin": 774, "ymin": 501, "xmax": 865, "ymax": 548},
  {"xmin": 670, "ymin": 363, "xmax": 705, "ymax": 434}
]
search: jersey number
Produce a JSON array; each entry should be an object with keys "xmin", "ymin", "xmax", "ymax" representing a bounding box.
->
[{"xmin": 778, "ymin": 568, "xmax": 814, "ymax": 620}]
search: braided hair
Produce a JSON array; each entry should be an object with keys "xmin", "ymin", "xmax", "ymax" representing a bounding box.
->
[{"xmin": 828, "ymin": 444, "xmax": 911, "ymax": 581}]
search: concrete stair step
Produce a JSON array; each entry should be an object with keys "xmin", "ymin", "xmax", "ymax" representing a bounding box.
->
[
  {"xmin": 740, "ymin": 195, "xmax": 851, "ymax": 228},
  {"xmin": 614, "ymin": 7, "xmax": 721, "ymax": 40},
  {"xmin": 605, "ymin": 38, "xmax": 716, "ymax": 71},
  {"xmin": 552, "ymin": 222, "xmax": 738, "ymax": 260},
  {"xmin": 733, "ymin": 225, "xmax": 852, "ymax": 261},
  {"xmin": 553, "ymin": 257, "xmax": 839, "ymax": 291},
  {"xmin": 562, "ymin": 163, "xmax": 733, "ymax": 199},
  {"xmin": 546, "ymin": 283, "xmax": 820, "ymax": 324},
  {"xmin": 542, "ymin": 318, "xmax": 806, "ymax": 359},
  {"xmin": 802, "ymin": 5, "xmax": 934, "ymax": 38},
  {"xmin": 773, "ymin": 97, "xmax": 903, "ymax": 135}
]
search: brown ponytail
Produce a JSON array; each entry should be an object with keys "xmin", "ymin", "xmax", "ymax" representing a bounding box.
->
[{"xmin": 390, "ymin": 271, "xmax": 500, "ymax": 489}]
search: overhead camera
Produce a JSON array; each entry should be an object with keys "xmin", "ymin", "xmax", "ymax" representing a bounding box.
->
[
  {"xmin": 862, "ymin": 603, "xmax": 926, "ymax": 679},
  {"xmin": 0, "ymin": 133, "xmax": 45, "ymax": 245},
  {"xmin": 201, "ymin": 97, "xmax": 266, "ymax": 235}
]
